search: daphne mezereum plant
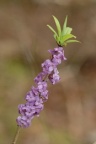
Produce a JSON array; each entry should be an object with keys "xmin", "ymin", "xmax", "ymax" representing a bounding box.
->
[{"xmin": 12, "ymin": 16, "xmax": 79, "ymax": 144}]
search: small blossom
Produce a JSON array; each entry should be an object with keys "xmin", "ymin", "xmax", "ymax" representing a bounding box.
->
[
  {"xmin": 48, "ymin": 47, "xmax": 63, "ymax": 55},
  {"xmin": 37, "ymin": 81, "xmax": 48, "ymax": 101},
  {"xmin": 41, "ymin": 90, "xmax": 48, "ymax": 101},
  {"xmin": 34, "ymin": 72, "xmax": 46, "ymax": 84},
  {"xmin": 26, "ymin": 90, "xmax": 36, "ymax": 102},
  {"xmin": 48, "ymin": 68, "xmax": 60, "ymax": 84},
  {"xmin": 17, "ymin": 96, "xmax": 44, "ymax": 127},
  {"xmin": 31, "ymin": 86, "xmax": 39, "ymax": 96},
  {"xmin": 41, "ymin": 59, "xmax": 56, "ymax": 74},
  {"xmin": 16, "ymin": 116, "xmax": 32, "ymax": 128},
  {"xmin": 52, "ymin": 54, "xmax": 62, "ymax": 65},
  {"xmin": 37, "ymin": 81, "xmax": 47, "ymax": 92},
  {"xmin": 49, "ymin": 47, "xmax": 67, "ymax": 65}
]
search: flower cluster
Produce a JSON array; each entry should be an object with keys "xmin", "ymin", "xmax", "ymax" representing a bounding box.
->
[{"xmin": 16, "ymin": 47, "xmax": 66, "ymax": 128}]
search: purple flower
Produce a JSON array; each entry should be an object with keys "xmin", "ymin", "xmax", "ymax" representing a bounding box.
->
[
  {"xmin": 48, "ymin": 68, "xmax": 60, "ymax": 84},
  {"xmin": 37, "ymin": 81, "xmax": 47, "ymax": 92},
  {"xmin": 31, "ymin": 86, "xmax": 39, "ymax": 96},
  {"xmin": 49, "ymin": 47, "xmax": 67, "ymax": 65},
  {"xmin": 52, "ymin": 54, "xmax": 62, "ymax": 65},
  {"xmin": 26, "ymin": 90, "xmax": 36, "ymax": 102},
  {"xmin": 41, "ymin": 59, "xmax": 56, "ymax": 74},
  {"xmin": 17, "ymin": 96, "xmax": 44, "ymax": 127},
  {"xmin": 18, "ymin": 103, "xmax": 33, "ymax": 118},
  {"xmin": 40, "ymin": 90, "xmax": 48, "ymax": 101},
  {"xmin": 37, "ymin": 81, "xmax": 48, "ymax": 101},
  {"xmin": 17, "ymin": 47, "xmax": 67, "ymax": 128},
  {"xmin": 16, "ymin": 116, "xmax": 32, "ymax": 128},
  {"xmin": 49, "ymin": 47, "xmax": 64, "ymax": 55},
  {"xmin": 34, "ymin": 72, "xmax": 46, "ymax": 84}
]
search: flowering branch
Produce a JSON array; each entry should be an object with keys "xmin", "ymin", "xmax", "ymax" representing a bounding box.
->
[
  {"xmin": 12, "ymin": 15, "xmax": 79, "ymax": 143},
  {"xmin": 16, "ymin": 47, "xmax": 66, "ymax": 127}
]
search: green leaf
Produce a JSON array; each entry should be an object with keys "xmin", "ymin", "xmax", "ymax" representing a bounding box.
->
[
  {"xmin": 64, "ymin": 27, "xmax": 72, "ymax": 35},
  {"xmin": 52, "ymin": 15, "xmax": 61, "ymax": 37},
  {"xmin": 64, "ymin": 16, "xmax": 68, "ymax": 30},
  {"xmin": 65, "ymin": 39, "xmax": 80, "ymax": 43},
  {"xmin": 47, "ymin": 25, "xmax": 58, "ymax": 37},
  {"xmin": 62, "ymin": 16, "xmax": 73, "ymax": 36},
  {"xmin": 54, "ymin": 34, "xmax": 58, "ymax": 41},
  {"xmin": 62, "ymin": 16, "xmax": 68, "ymax": 35},
  {"xmin": 54, "ymin": 34, "xmax": 60, "ymax": 44},
  {"xmin": 63, "ymin": 39, "xmax": 80, "ymax": 46},
  {"xmin": 54, "ymin": 34, "xmax": 56, "ymax": 40},
  {"xmin": 47, "ymin": 15, "xmax": 80, "ymax": 46},
  {"xmin": 61, "ymin": 34, "xmax": 76, "ymax": 43}
]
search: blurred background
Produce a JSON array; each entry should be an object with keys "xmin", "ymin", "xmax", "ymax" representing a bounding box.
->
[{"xmin": 0, "ymin": 0, "xmax": 96, "ymax": 144}]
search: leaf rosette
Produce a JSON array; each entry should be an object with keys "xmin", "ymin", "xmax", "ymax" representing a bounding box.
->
[{"xmin": 47, "ymin": 16, "xmax": 79, "ymax": 46}]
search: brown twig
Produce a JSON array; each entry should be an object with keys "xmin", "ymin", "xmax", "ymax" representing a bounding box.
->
[{"xmin": 12, "ymin": 126, "xmax": 21, "ymax": 144}]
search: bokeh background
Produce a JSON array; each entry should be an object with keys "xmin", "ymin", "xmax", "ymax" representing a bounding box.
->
[{"xmin": 0, "ymin": 0, "xmax": 96, "ymax": 144}]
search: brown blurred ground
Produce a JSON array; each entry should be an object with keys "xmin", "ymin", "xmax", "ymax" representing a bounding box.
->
[{"xmin": 0, "ymin": 0, "xmax": 96, "ymax": 144}]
